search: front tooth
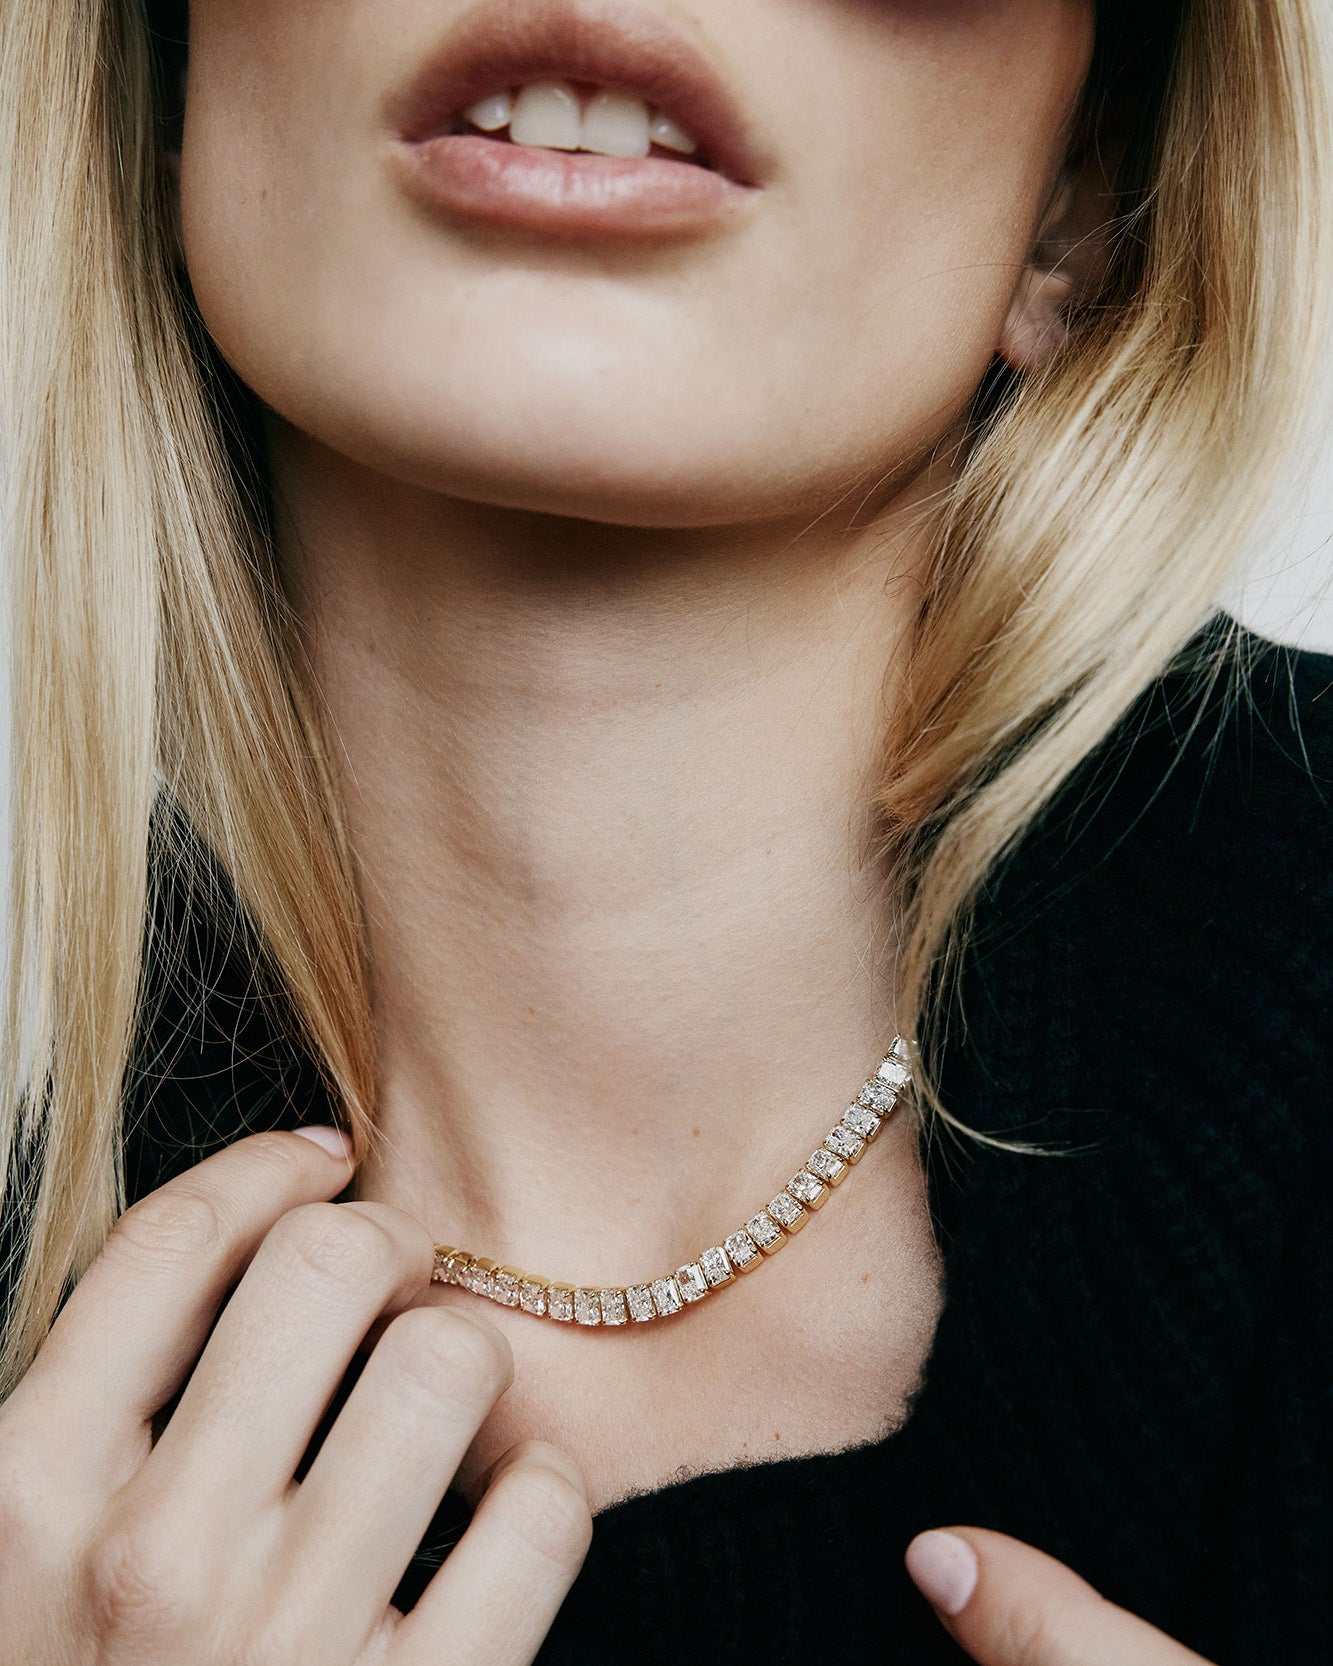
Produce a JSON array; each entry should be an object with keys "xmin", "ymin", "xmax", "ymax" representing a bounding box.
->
[
  {"xmin": 581, "ymin": 88, "xmax": 651, "ymax": 158},
  {"xmin": 648, "ymin": 110, "xmax": 698, "ymax": 155},
  {"xmin": 463, "ymin": 90, "xmax": 514, "ymax": 132},
  {"xmin": 508, "ymin": 80, "xmax": 582, "ymax": 150}
]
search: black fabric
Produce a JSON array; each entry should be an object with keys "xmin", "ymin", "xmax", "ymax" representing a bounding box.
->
[{"xmin": 114, "ymin": 619, "xmax": 1332, "ymax": 1664}]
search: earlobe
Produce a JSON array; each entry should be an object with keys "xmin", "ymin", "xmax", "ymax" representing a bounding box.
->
[{"xmin": 998, "ymin": 160, "xmax": 1114, "ymax": 374}]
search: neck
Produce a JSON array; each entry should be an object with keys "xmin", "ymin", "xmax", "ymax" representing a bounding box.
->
[{"xmin": 271, "ymin": 425, "xmax": 938, "ymax": 1280}]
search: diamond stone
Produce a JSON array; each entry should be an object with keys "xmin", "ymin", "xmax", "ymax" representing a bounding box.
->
[
  {"xmin": 519, "ymin": 1277, "xmax": 549, "ymax": 1316},
  {"xmin": 468, "ymin": 1257, "xmax": 497, "ymax": 1298},
  {"xmin": 446, "ymin": 1251, "xmax": 473, "ymax": 1286},
  {"xmin": 807, "ymin": 1147, "xmax": 846, "ymax": 1185},
  {"xmin": 626, "ymin": 1283, "xmax": 656, "ymax": 1321},
  {"xmin": 787, "ymin": 1169, "xmax": 828, "ymax": 1209},
  {"xmin": 746, "ymin": 1211, "xmax": 784, "ymax": 1253},
  {"xmin": 724, "ymin": 1229, "xmax": 761, "ymax": 1272},
  {"xmin": 842, "ymin": 1102, "xmax": 882, "ymax": 1141},
  {"xmin": 432, "ymin": 1245, "xmax": 454, "ymax": 1283},
  {"xmin": 858, "ymin": 1079, "xmax": 897, "ymax": 1112},
  {"xmin": 875, "ymin": 1058, "xmax": 911, "ymax": 1090},
  {"xmin": 651, "ymin": 1276, "xmax": 683, "ymax": 1316},
  {"xmin": 675, "ymin": 1262, "xmax": 709, "ymax": 1302},
  {"xmin": 599, "ymin": 1287, "xmax": 628, "ymax": 1325},
  {"xmin": 572, "ymin": 1288, "xmax": 601, "ymax": 1325},
  {"xmin": 825, "ymin": 1125, "xmax": 865, "ymax": 1163},
  {"xmin": 491, "ymin": 1266, "xmax": 522, "ymax": 1307},
  {"xmin": 547, "ymin": 1284, "xmax": 575, "ymax": 1322},
  {"xmin": 767, "ymin": 1190, "xmax": 807, "ymax": 1232},
  {"xmin": 699, "ymin": 1245, "xmax": 734, "ymax": 1287}
]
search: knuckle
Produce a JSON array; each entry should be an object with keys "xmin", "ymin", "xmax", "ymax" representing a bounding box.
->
[
  {"xmin": 1000, "ymin": 1596, "xmax": 1064, "ymax": 1666},
  {"xmin": 378, "ymin": 1306, "xmax": 512, "ymax": 1404},
  {"xmin": 84, "ymin": 1515, "xmax": 207, "ymax": 1642},
  {"xmin": 263, "ymin": 1200, "xmax": 396, "ymax": 1290},
  {"xmin": 487, "ymin": 1460, "xmax": 593, "ymax": 1574},
  {"xmin": 108, "ymin": 1188, "xmax": 225, "ymax": 1265}
]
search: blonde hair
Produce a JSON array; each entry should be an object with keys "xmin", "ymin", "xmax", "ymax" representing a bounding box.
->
[{"xmin": 0, "ymin": 0, "xmax": 1328, "ymax": 1398}]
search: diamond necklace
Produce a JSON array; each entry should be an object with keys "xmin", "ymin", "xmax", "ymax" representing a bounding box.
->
[{"xmin": 430, "ymin": 1037, "xmax": 912, "ymax": 1327}]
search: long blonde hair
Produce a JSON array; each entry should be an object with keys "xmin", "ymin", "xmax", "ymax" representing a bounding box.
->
[{"xmin": 0, "ymin": 0, "xmax": 1328, "ymax": 1398}]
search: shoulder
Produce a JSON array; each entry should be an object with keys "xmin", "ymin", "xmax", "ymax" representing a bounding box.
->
[
  {"xmin": 942, "ymin": 615, "xmax": 1332, "ymax": 1167},
  {"xmin": 1023, "ymin": 619, "xmax": 1333, "ymax": 1091}
]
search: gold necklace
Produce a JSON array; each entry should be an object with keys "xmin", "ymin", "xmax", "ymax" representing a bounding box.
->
[{"xmin": 430, "ymin": 1037, "xmax": 912, "ymax": 1326}]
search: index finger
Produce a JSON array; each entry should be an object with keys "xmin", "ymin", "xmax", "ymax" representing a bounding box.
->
[{"xmin": 10, "ymin": 1127, "xmax": 356, "ymax": 1477}]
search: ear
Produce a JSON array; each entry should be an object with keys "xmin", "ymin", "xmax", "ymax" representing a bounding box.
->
[{"xmin": 998, "ymin": 154, "xmax": 1116, "ymax": 374}]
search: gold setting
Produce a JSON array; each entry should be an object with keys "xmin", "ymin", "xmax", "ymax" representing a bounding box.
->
[{"xmin": 431, "ymin": 1039, "xmax": 911, "ymax": 1326}]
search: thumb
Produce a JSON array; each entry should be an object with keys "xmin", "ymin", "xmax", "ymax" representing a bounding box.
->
[{"xmin": 904, "ymin": 1528, "xmax": 1213, "ymax": 1665}]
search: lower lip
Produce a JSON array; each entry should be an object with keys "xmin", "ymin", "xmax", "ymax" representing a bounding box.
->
[{"xmin": 389, "ymin": 133, "xmax": 758, "ymax": 240}]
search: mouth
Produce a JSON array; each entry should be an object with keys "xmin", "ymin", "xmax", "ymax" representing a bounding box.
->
[{"xmin": 385, "ymin": 0, "xmax": 767, "ymax": 239}]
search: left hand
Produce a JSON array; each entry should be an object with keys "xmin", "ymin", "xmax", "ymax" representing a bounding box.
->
[{"xmin": 904, "ymin": 1527, "xmax": 1215, "ymax": 1664}]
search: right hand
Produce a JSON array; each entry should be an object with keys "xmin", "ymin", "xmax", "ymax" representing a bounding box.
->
[{"xmin": 0, "ymin": 1127, "xmax": 592, "ymax": 1664}]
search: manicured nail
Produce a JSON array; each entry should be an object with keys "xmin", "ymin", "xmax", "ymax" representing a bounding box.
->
[
  {"xmin": 905, "ymin": 1530, "xmax": 979, "ymax": 1616},
  {"xmin": 292, "ymin": 1124, "xmax": 354, "ymax": 1160}
]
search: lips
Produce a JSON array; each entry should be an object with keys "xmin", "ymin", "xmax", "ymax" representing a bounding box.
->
[{"xmin": 385, "ymin": 0, "xmax": 767, "ymax": 239}]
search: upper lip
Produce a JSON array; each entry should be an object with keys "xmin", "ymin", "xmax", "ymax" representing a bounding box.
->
[{"xmin": 388, "ymin": 0, "xmax": 766, "ymax": 187}]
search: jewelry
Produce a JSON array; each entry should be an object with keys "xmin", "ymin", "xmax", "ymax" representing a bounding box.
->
[{"xmin": 430, "ymin": 1037, "xmax": 912, "ymax": 1326}]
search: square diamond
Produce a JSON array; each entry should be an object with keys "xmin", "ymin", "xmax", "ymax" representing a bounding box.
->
[
  {"xmin": 842, "ymin": 1102, "xmax": 882, "ymax": 1141},
  {"xmin": 519, "ymin": 1277, "xmax": 549, "ymax": 1316},
  {"xmin": 432, "ymin": 1245, "xmax": 454, "ymax": 1283},
  {"xmin": 807, "ymin": 1147, "xmax": 846, "ymax": 1185},
  {"xmin": 491, "ymin": 1267, "xmax": 522, "ymax": 1307},
  {"xmin": 699, "ymin": 1245, "xmax": 733, "ymax": 1287},
  {"xmin": 724, "ymin": 1229, "xmax": 760, "ymax": 1271},
  {"xmin": 446, "ymin": 1252, "xmax": 474, "ymax": 1286},
  {"xmin": 651, "ymin": 1276, "xmax": 683, "ymax": 1316},
  {"xmin": 788, "ymin": 1169, "xmax": 827, "ymax": 1208},
  {"xmin": 875, "ymin": 1058, "xmax": 911, "ymax": 1090},
  {"xmin": 825, "ymin": 1125, "xmax": 865, "ymax": 1163},
  {"xmin": 675, "ymin": 1262, "xmax": 709, "ymax": 1302},
  {"xmin": 547, "ymin": 1284, "xmax": 575, "ymax": 1322},
  {"xmin": 767, "ymin": 1190, "xmax": 807, "ymax": 1231},
  {"xmin": 626, "ymin": 1283, "xmax": 656, "ymax": 1322},
  {"xmin": 468, "ymin": 1257, "xmax": 496, "ymax": 1298},
  {"xmin": 573, "ymin": 1288, "xmax": 602, "ymax": 1325},
  {"xmin": 746, "ymin": 1211, "xmax": 784, "ymax": 1253},
  {"xmin": 599, "ymin": 1288, "xmax": 628, "ymax": 1325},
  {"xmin": 859, "ymin": 1079, "xmax": 897, "ymax": 1112}
]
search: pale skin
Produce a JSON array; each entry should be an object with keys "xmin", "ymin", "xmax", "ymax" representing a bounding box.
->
[{"xmin": 0, "ymin": 1, "xmax": 1218, "ymax": 1661}]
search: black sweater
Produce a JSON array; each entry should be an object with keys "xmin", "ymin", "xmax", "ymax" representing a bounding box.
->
[{"xmin": 110, "ymin": 620, "xmax": 1333, "ymax": 1664}]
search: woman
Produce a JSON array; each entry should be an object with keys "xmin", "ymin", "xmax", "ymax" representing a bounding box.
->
[{"xmin": 0, "ymin": 0, "xmax": 1328, "ymax": 1660}]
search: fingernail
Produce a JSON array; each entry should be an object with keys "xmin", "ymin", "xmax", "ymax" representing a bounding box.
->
[
  {"xmin": 292, "ymin": 1124, "xmax": 354, "ymax": 1161},
  {"xmin": 905, "ymin": 1530, "xmax": 979, "ymax": 1616}
]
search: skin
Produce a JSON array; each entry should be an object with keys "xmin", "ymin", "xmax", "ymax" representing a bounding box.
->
[{"xmin": 0, "ymin": 1, "xmax": 1219, "ymax": 1661}]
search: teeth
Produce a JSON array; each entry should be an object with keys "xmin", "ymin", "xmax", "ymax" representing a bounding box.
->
[
  {"xmin": 581, "ymin": 87, "xmax": 650, "ymax": 158},
  {"xmin": 463, "ymin": 89, "xmax": 514, "ymax": 131},
  {"xmin": 508, "ymin": 80, "xmax": 582, "ymax": 150},
  {"xmin": 462, "ymin": 81, "xmax": 701, "ymax": 160},
  {"xmin": 648, "ymin": 110, "xmax": 697, "ymax": 155}
]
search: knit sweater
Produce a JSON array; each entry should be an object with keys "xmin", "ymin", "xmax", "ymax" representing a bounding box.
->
[{"xmin": 109, "ymin": 619, "xmax": 1333, "ymax": 1664}]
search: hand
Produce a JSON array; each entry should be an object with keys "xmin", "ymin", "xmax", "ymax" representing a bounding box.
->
[
  {"xmin": 0, "ymin": 1127, "xmax": 591, "ymax": 1665},
  {"xmin": 905, "ymin": 1527, "xmax": 1214, "ymax": 1664}
]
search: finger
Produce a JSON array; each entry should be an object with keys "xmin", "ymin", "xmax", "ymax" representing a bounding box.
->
[
  {"xmin": 14, "ymin": 1128, "xmax": 356, "ymax": 1478},
  {"xmin": 138, "ymin": 1198, "xmax": 436, "ymax": 1516},
  {"xmin": 387, "ymin": 1439, "xmax": 592, "ymax": 1666},
  {"xmin": 905, "ymin": 1528, "xmax": 1213, "ymax": 1666},
  {"xmin": 275, "ymin": 1304, "xmax": 514, "ymax": 1651}
]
